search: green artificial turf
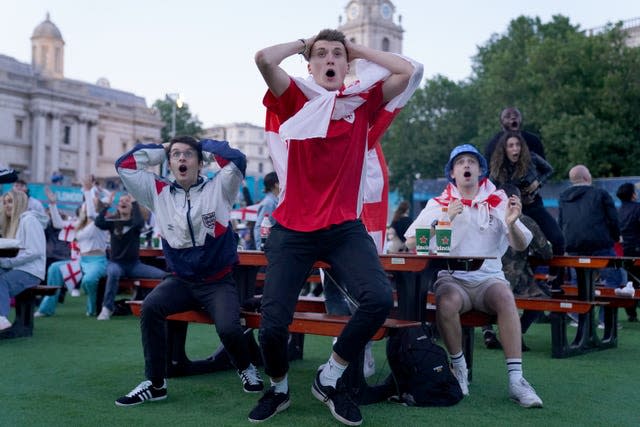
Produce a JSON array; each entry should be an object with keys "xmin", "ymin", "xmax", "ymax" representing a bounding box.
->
[{"xmin": 2, "ymin": 295, "xmax": 639, "ymax": 426}]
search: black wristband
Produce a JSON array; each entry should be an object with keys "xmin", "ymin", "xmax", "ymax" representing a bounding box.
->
[{"xmin": 298, "ymin": 38, "xmax": 307, "ymax": 55}]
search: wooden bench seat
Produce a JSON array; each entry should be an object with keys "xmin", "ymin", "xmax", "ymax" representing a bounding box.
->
[
  {"xmin": 561, "ymin": 285, "xmax": 639, "ymax": 308},
  {"xmin": 1, "ymin": 285, "xmax": 61, "ymax": 339},
  {"xmin": 127, "ymin": 299, "xmax": 418, "ymax": 341}
]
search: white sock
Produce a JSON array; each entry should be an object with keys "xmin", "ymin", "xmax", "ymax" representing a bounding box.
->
[
  {"xmin": 271, "ymin": 375, "xmax": 288, "ymax": 394},
  {"xmin": 450, "ymin": 351, "xmax": 467, "ymax": 371},
  {"xmin": 319, "ymin": 354, "xmax": 347, "ymax": 388},
  {"xmin": 506, "ymin": 358, "xmax": 523, "ymax": 382}
]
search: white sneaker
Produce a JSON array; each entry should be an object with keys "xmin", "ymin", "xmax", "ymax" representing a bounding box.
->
[
  {"xmin": 97, "ymin": 306, "xmax": 113, "ymax": 320},
  {"xmin": 34, "ymin": 311, "xmax": 47, "ymax": 318},
  {"xmin": 452, "ymin": 364, "xmax": 469, "ymax": 396},
  {"xmin": 615, "ymin": 282, "xmax": 636, "ymax": 298},
  {"xmin": 509, "ymin": 377, "xmax": 543, "ymax": 408},
  {"xmin": 363, "ymin": 342, "xmax": 376, "ymax": 378},
  {"xmin": 70, "ymin": 289, "xmax": 81, "ymax": 297},
  {"xmin": 0, "ymin": 315, "xmax": 12, "ymax": 330}
]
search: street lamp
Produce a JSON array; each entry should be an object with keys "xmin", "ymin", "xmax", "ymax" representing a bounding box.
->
[{"xmin": 166, "ymin": 93, "xmax": 184, "ymax": 139}]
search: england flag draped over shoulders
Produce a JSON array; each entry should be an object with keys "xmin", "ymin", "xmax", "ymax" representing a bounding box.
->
[{"xmin": 265, "ymin": 55, "xmax": 423, "ymax": 252}]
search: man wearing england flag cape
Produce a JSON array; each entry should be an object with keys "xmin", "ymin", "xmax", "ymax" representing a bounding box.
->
[{"xmin": 251, "ymin": 29, "xmax": 422, "ymax": 425}]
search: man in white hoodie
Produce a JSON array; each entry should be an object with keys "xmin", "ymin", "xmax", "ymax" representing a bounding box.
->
[{"xmin": 404, "ymin": 144, "xmax": 543, "ymax": 409}]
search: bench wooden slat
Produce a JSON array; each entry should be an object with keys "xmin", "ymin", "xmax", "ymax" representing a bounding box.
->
[
  {"xmin": 127, "ymin": 300, "xmax": 420, "ymax": 341},
  {"xmin": 425, "ymin": 292, "xmax": 604, "ymax": 315}
]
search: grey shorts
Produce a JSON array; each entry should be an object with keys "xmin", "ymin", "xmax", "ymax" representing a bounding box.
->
[{"xmin": 434, "ymin": 274, "xmax": 510, "ymax": 314}]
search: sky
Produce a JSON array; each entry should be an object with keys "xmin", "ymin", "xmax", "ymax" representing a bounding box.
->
[{"xmin": 2, "ymin": 1, "xmax": 639, "ymax": 128}]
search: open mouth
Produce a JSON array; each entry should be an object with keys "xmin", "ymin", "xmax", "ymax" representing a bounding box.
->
[
  {"xmin": 326, "ymin": 69, "xmax": 335, "ymax": 78},
  {"xmin": 179, "ymin": 165, "xmax": 187, "ymax": 173},
  {"xmin": 463, "ymin": 171, "xmax": 471, "ymax": 178},
  {"xmin": 510, "ymin": 121, "xmax": 518, "ymax": 129}
]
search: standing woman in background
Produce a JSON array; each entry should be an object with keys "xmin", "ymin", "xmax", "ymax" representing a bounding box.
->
[
  {"xmin": 0, "ymin": 190, "xmax": 47, "ymax": 330},
  {"xmin": 490, "ymin": 131, "xmax": 565, "ymax": 292}
]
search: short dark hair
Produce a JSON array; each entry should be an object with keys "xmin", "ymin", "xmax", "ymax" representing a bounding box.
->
[
  {"xmin": 309, "ymin": 29, "xmax": 348, "ymax": 61},
  {"xmin": 167, "ymin": 135, "xmax": 203, "ymax": 162},
  {"xmin": 616, "ymin": 182, "xmax": 636, "ymax": 202},
  {"xmin": 263, "ymin": 172, "xmax": 279, "ymax": 192}
]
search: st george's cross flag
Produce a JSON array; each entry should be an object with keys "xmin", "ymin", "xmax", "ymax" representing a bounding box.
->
[{"xmin": 264, "ymin": 55, "xmax": 423, "ymax": 252}]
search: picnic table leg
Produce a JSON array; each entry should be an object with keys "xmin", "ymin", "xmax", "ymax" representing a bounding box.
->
[
  {"xmin": 0, "ymin": 287, "xmax": 38, "ymax": 339},
  {"xmin": 462, "ymin": 326, "xmax": 474, "ymax": 382}
]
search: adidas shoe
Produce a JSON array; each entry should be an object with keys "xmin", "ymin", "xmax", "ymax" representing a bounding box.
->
[
  {"xmin": 615, "ymin": 282, "xmax": 636, "ymax": 298},
  {"xmin": 509, "ymin": 377, "xmax": 543, "ymax": 408},
  {"xmin": 248, "ymin": 386, "xmax": 290, "ymax": 423},
  {"xmin": 115, "ymin": 380, "xmax": 167, "ymax": 407},
  {"xmin": 311, "ymin": 371, "xmax": 362, "ymax": 426},
  {"xmin": 97, "ymin": 306, "xmax": 113, "ymax": 321},
  {"xmin": 238, "ymin": 364, "xmax": 264, "ymax": 393},
  {"xmin": 452, "ymin": 364, "xmax": 469, "ymax": 396}
]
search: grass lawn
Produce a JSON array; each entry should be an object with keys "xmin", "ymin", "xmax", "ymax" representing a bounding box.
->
[{"xmin": 2, "ymin": 295, "xmax": 639, "ymax": 426}]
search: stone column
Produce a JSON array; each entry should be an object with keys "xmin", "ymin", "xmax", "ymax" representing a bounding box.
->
[
  {"xmin": 88, "ymin": 120, "xmax": 98, "ymax": 176},
  {"xmin": 50, "ymin": 112, "xmax": 61, "ymax": 178},
  {"xmin": 77, "ymin": 116, "xmax": 88, "ymax": 180},
  {"xmin": 31, "ymin": 110, "xmax": 47, "ymax": 183}
]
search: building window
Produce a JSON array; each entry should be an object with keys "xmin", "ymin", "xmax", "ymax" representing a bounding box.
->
[
  {"xmin": 63, "ymin": 125, "xmax": 71, "ymax": 145},
  {"xmin": 121, "ymin": 141, "xmax": 127, "ymax": 152},
  {"xmin": 382, "ymin": 37, "xmax": 390, "ymax": 52},
  {"xmin": 259, "ymin": 146, "xmax": 264, "ymax": 155},
  {"xmin": 15, "ymin": 119, "xmax": 24, "ymax": 139},
  {"xmin": 258, "ymin": 163, "xmax": 264, "ymax": 173},
  {"xmin": 98, "ymin": 137, "xmax": 104, "ymax": 156}
]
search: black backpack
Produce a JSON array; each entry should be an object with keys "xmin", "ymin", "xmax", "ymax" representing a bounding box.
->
[{"xmin": 386, "ymin": 324, "xmax": 463, "ymax": 406}]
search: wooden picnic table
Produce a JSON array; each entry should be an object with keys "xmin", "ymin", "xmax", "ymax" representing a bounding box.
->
[{"xmin": 530, "ymin": 255, "xmax": 640, "ymax": 357}]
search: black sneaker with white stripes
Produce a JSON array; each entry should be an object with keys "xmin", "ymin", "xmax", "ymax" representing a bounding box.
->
[
  {"xmin": 115, "ymin": 380, "xmax": 167, "ymax": 407},
  {"xmin": 238, "ymin": 364, "xmax": 264, "ymax": 393}
]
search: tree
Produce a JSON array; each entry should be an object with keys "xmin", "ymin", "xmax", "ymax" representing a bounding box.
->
[
  {"xmin": 152, "ymin": 98, "xmax": 204, "ymax": 142},
  {"xmin": 471, "ymin": 15, "xmax": 640, "ymax": 177},
  {"xmin": 383, "ymin": 14, "xmax": 640, "ymax": 204},
  {"xmin": 382, "ymin": 76, "xmax": 480, "ymax": 200}
]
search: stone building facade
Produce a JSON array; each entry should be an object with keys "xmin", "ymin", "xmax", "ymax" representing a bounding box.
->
[{"xmin": 0, "ymin": 14, "xmax": 162, "ymax": 185}]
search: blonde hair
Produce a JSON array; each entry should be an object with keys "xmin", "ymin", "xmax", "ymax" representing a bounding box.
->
[{"xmin": 2, "ymin": 190, "xmax": 28, "ymax": 238}]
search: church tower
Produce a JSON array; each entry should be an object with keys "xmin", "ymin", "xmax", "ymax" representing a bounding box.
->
[
  {"xmin": 338, "ymin": 0, "xmax": 404, "ymax": 54},
  {"xmin": 31, "ymin": 13, "xmax": 65, "ymax": 79}
]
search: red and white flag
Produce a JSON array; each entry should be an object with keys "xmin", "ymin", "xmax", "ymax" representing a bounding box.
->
[
  {"xmin": 265, "ymin": 56, "xmax": 422, "ymax": 252},
  {"xmin": 60, "ymin": 261, "xmax": 83, "ymax": 291},
  {"xmin": 231, "ymin": 203, "xmax": 261, "ymax": 222}
]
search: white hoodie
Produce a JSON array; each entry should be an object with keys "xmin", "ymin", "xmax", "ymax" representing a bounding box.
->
[{"xmin": 0, "ymin": 210, "xmax": 47, "ymax": 280}]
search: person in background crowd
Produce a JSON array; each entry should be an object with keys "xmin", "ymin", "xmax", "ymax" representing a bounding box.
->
[
  {"xmin": 253, "ymin": 172, "xmax": 280, "ymax": 248},
  {"xmin": 559, "ymin": 165, "xmax": 622, "ymax": 326},
  {"xmin": 484, "ymin": 107, "xmax": 545, "ymax": 163},
  {"xmin": 389, "ymin": 201, "xmax": 411, "ymax": 253},
  {"xmin": 482, "ymin": 185, "xmax": 553, "ymax": 351},
  {"xmin": 12, "ymin": 178, "xmax": 46, "ymax": 214},
  {"xmin": 35, "ymin": 179, "xmax": 108, "ymax": 317},
  {"xmin": 0, "ymin": 190, "xmax": 47, "ymax": 330},
  {"xmin": 94, "ymin": 193, "xmax": 166, "ymax": 320},
  {"xmin": 489, "ymin": 131, "xmax": 565, "ymax": 293},
  {"xmin": 616, "ymin": 182, "xmax": 640, "ymax": 322}
]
